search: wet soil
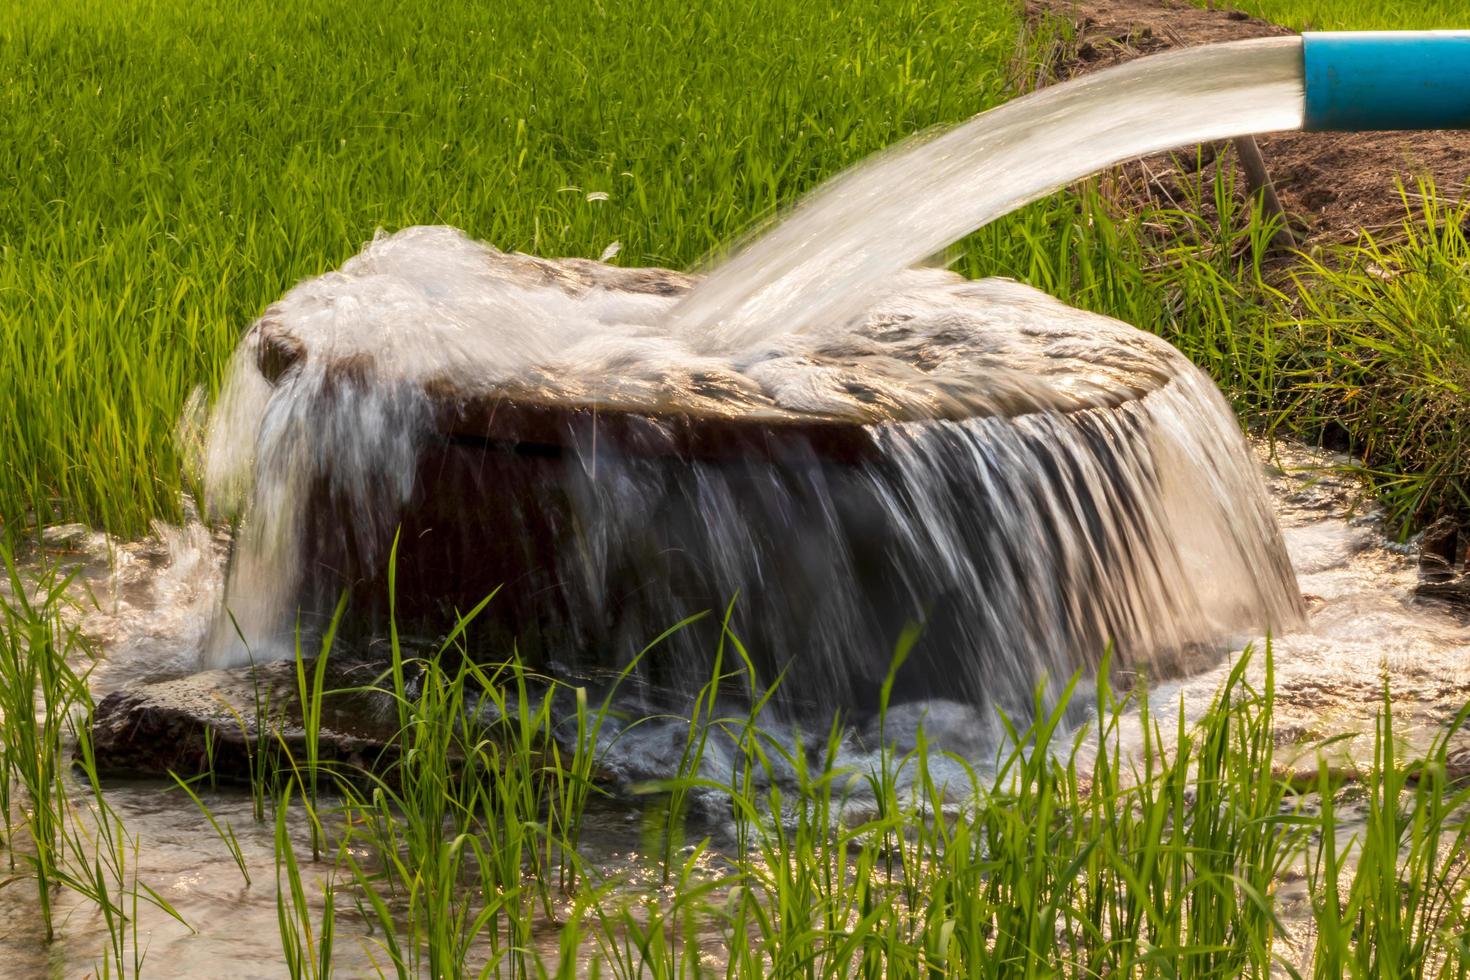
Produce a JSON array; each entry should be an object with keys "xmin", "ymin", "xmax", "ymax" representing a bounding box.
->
[{"xmin": 1029, "ymin": 0, "xmax": 1470, "ymax": 245}]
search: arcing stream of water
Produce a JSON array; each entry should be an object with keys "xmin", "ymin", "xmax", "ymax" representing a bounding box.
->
[{"xmin": 667, "ymin": 37, "xmax": 1305, "ymax": 349}]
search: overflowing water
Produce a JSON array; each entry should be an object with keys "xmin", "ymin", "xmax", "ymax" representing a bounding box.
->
[
  {"xmin": 198, "ymin": 36, "xmax": 1314, "ymax": 712},
  {"xmin": 43, "ymin": 442, "xmax": 1470, "ymax": 785},
  {"xmin": 198, "ymin": 227, "xmax": 1301, "ymax": 723}
]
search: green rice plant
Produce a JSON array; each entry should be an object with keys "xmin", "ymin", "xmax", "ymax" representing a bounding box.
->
[
  {"xmin": 68, "ymin": 716, "xmax": 188, "ymax": 978},
  {"xmin": 591, "ymin": 840, "xmax": 726, "ymax": 980},
  {"xmin": 1307, "ymin": 689, "xmax": 1470, "ymax": 979},
  {"xmin": 168, "ymin": 772, "xmax": 252, "ymax": 887},
  {"xmin": 4, "ymin": 550, "xmax": 1452, "ymax": 978},
  {"xmin": 1270, "ymin": 184, "xmax": 1470, "ymax": 531},
  {"xmin": 221, "ymin": 609, "xmax": 289, "ymax": 823},
  {"xmin": 650, "ymin": 640, "xmax": 1314, "ymax": 977},
  {"xmin": 331, "ymin": 769, "xmax": 428, "ymax": 979},
  {"xmin": 1, "ymin": 537, "xmax": 1460, "ymax": 977},
  {"xmin": 0, "ymin": 538, "xmax": 91, "ymax": 941},
  {"xmin": 728, "ymin": 725, "xmax": 874, "ymax": 975},
  {"xmin": 186, "ymin": 584, "xmax": 1470, "ymax": 978},
  {"xmin": 4, "ymin": 0, "xmax": 1466, "ymax": 548},
  {"xmin": 275, "ymin": 782, "xmax": 337, "ymax": 980},
  {"xmin": 1196, "ymin": 0, "xmax": 1466, "ymax": 31},
  {"xmin": 0, "ymin": 605, "xmax": 15, "ymax": 857},
  {"xmin": 0, "ymin": 0, "xmax": 1023, "ymax": 537},
  {"xmin": 303, "ymin": 538, "xmax": 716, "ymax": 977},
  {"xmin": 220, "ymin": 693, "xmax": 279, "ymax": 825},
  {"xmin": 543, "ymin": 680, "xmax": 599, "ymax": 897},
  {"xmin": 328, "ymin": 580, "xmax": 535, "ymax": 976},
  {"xmin": 0, "ymin": 531, "xmax": 1433, "ymax": 977},
  {"xmin": 68, "ymin": 791, "xmax": 147, "ymax": 977},
  {"xmin": 654, "ymin": 602, "xmax": 736, "ymax": 886},
  {"xmin": 202, "ymin": 724, "xmax": 218, "ymax": 793},
  {"xmin": 0, "ymin": 543, "xmax": 186, "ymax": 971},
  {"xmin": 295, "ymin": 594, "xmax": 349, "ymax": 860}
]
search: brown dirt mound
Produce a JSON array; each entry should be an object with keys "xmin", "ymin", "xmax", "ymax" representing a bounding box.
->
[{"xmin": 1030, "ymin": 0, "xmax": 1470, "ymax": 245}]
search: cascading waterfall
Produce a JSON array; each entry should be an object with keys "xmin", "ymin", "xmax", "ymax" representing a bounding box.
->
[
  {"xmin": 530, "ymin": 363, "xmax": 1300, "ymax": 717},
  {"xmin": 202, "ymin": 36, "xmax": 1319, "ymax": 720}
]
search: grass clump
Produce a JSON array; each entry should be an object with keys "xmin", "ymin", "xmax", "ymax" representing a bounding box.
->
[
  {"xmin": 963, "ymin": 160, "xmax": 1470, "ymax": 534},
  {"xmin": 5, "ymin": 0, "xmax": 1467, "ymax": 539},
  {"xmin": 281, "ymin": 627, "xmax": 1470, "ymax": 975},
  {"xmin": 1273, "ymin": 191, "xmax": 1470, "ymax": 525},
  {"xmin": 2, "ymin": 538, "xmax": 1470, "ymax": 975},
  {"xmin": 1310, "ymin": 693, "xmax": 1470, "ymax": 979},
  {"xmin": 0, "ymin": 545, "xmax": 88, "ymax": 939},
  {"xmin": 0, "ymin": 538, "xmax": 184, "ymax": 973},
  {"xmin": 1198, "ymin": 0, "xmax": 1468, "ymax": 32}
]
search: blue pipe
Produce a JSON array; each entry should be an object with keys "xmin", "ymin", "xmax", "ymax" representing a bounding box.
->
[{"xmin": 1303, "ymin": 32, "xmax": 1470, "ymax": 131}]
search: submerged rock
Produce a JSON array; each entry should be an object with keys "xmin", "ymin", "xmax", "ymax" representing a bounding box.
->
[
  {"xmin": 1416, "ymin": 578, "xmax": 1470, "ymax": 618},
  {"xmin": 87, "ymin": 660, "xmax": 399, "ymax": 782},
  {"xmin": 1418, "ymin": 516, "xmax": 1463, "ymax": 583},
  {"xmin": 1414, "ymin": 516, "xmax": 1470, "ymax": 615}
]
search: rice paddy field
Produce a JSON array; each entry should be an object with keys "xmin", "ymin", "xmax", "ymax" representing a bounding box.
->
[
  {"xmin": 3, "ymin": 0, "xmax": 1470, "ymax": 975},
  {"xmin": 1221, "ymin": 0, "xmax": 1466, "ymax": 30},
  {"xmin": 1, "ymin": 0, "xmax": 1024, "ymax": 537}
]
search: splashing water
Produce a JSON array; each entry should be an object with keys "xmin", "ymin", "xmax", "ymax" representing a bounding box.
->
[
  {"xmin": 668, "ymin": 38, "xmax": 1305, "ymax": 351},
  {"xmin": 198, "ymin": 37, "xmax": 1314, "ymax": 718}
]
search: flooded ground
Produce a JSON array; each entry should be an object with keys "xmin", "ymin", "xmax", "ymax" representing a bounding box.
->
[
  {"xmin": 1148, "ymin": 442, "xmax": 1470, "ymax": 768},
  {"xmin": 0, "ymin": 439, "xmax": 1466, "ymax": 975}
]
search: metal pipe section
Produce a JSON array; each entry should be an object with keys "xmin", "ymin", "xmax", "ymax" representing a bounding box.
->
[{"xmin": 1303, "ymin": 31, "xmax": 1470, "ymax": 131}]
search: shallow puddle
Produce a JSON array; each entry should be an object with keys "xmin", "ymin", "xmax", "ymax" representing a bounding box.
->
[{"xmin": 0, "ymin": 439, "xmax": 1466, "ymax": 975}]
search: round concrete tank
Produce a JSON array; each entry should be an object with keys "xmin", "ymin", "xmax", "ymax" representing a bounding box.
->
[{"xmin": 204, "ymin": 227, "xmax": 1303, "ymax": 721}]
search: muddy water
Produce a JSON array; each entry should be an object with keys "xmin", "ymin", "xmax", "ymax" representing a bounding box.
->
[{"xmin": 0, "ymin": 441, "xmax": 1466, "ymax": 975}]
